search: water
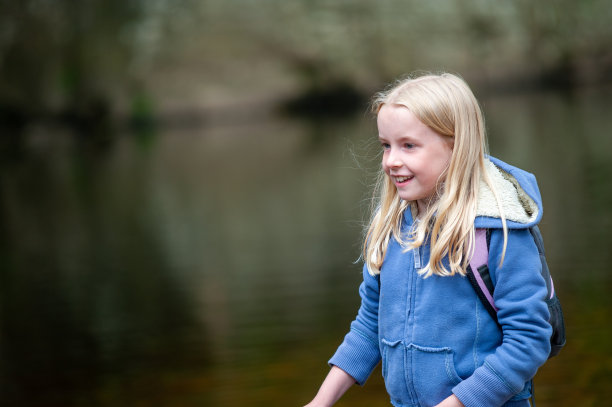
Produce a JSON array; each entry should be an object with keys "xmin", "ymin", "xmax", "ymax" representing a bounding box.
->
[{"xmin": 1, "ymin": 88, "xmax": 611, "ymax": 406}]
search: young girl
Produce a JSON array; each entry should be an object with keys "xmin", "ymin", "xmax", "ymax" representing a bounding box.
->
[{"xmin": 304, "ymin": 73, "xmax": 552, "ymax": 407}]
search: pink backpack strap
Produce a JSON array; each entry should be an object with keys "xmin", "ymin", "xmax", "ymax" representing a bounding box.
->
[{"xmin": 468, "ymin": 228, "xmax": 498, "ymax": 312}]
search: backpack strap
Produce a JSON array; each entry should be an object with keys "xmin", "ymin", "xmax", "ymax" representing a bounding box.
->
[
  {"xmin": 529, "ymin": 226, "xmax": 555, "ymax": 300},
  {"xmin": 466, "ymin": 228, "xmax": 499, "ymax": 323}
]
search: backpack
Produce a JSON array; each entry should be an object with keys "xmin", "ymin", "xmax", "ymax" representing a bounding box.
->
[{"xmin": 466, "ymin": 226, "xmax": 566, "ymax": 359}]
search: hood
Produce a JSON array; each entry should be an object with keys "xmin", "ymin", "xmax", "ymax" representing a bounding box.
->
[{"xmin": 474, "ymin": 156, "xmax": 543, "ymax": 230}]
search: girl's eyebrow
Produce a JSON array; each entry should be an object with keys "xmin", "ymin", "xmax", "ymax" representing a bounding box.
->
[{"xmin": 378, "ymin": 135, "xmax": 418, "ymax": 142}]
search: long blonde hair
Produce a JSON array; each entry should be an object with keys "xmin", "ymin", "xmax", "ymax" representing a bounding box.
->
[{"xmin": 364, "ymin": 73, "xmax": 507, "ymax": 277}]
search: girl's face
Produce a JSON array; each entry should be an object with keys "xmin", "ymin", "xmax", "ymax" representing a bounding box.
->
[{"xmin": 377, "ymin": 104, "xmax": 453, "ymax": 215}]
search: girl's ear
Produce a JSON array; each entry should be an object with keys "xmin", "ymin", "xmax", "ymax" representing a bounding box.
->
[{"xmin": 446, "ymin": 136, "xmax": 455, "ymax": 151}]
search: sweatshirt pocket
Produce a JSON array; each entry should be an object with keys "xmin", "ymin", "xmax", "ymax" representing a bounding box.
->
[
  {"xmin": 381, "ymin": 339, "xmax": 407, "ymax": 401},
  {"xmin": 409, "ymin": 344, "xmax": 462, "ymax": 406}
]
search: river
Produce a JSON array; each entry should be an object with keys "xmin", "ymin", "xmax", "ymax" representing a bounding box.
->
[{"xmin": 1, "ymin": 87, "xmax": 611, "ymax": 406}]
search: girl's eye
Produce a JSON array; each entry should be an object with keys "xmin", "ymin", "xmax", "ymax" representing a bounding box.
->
[
  {"xmin": 381, "ymin": 143, "xmax": 390, "ymax": 150},
  {"xmin": 404, "ymin": 143, "xmax": 415, "ymax": 149}
]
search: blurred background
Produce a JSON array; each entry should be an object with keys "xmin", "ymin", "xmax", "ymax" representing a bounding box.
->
[{"xmin": 1, "ymin": 1, "xmax": 611, "ymax": 406}]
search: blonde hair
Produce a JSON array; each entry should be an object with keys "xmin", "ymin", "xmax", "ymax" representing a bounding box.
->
[{"xmin": 364, "ymin": 73, "xmax": 507, "ymax": 277}]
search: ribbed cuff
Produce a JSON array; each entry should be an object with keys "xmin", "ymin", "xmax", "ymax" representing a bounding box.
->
[
  {"xmin": 328, "ymin": 328, "xmax": 381, "ymax": 385},
  {"xmin": 452, "ymin": 362, "xmax": 516, "ymax": 407}
]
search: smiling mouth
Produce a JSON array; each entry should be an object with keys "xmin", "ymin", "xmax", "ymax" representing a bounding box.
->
[{"xmin": 394, "ymin": 176, "xmax": 413, "ymax": 183}]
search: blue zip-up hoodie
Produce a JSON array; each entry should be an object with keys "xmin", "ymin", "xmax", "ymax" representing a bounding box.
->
[{"xmin": 329, "ymin": 157, "xmax": 552, "ymax": 407}]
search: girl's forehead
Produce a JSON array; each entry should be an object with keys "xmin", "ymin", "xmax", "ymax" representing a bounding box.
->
[
  {"xmin": 377, "ymin": 105, "xmax": 425, "ymax": 128},
  {"xmin": 377, "ymin": 105, "xmax": 445, "ymax": 142}
]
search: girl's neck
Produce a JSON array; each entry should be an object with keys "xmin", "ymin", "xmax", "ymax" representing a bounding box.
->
[
  {"xmin": 416, "ymin": 198, "xmax": 433, "ymax": 218},
  {"xmin": 410, "ymin": 202, "xmax": 422, "ymax": 221}
]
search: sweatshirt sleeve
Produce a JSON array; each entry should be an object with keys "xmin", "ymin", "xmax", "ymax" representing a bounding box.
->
[
  {"xmin": 328, "ymin": 264, "xmax": 381, "ymax": 385},
  {"xmin": 453, "ymin": 228, "xmax": 552, "ymax": 407}
]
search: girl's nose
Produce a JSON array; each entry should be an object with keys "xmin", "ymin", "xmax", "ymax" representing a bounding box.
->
[{"xmin": 385, "ymin": 150, "xmax": 401, "ymax": 168}]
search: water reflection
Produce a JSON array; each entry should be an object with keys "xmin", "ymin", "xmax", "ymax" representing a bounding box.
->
[{"xmin": 1, "ymin": 89, "xmax": 611, "ymax": 406}]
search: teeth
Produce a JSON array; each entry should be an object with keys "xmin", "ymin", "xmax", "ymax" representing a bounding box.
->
[{"xmin": 395, "ymin": 176, "xmax": 411, "ymax": 182}]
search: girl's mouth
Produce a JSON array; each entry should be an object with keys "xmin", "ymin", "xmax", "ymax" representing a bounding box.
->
[{"xmin": 394, "ymin": 175, "xmax": 413, "ymax": 184}]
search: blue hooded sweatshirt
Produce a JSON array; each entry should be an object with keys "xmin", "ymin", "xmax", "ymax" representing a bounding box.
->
[{"xmin": 328, "ymin": 157, "xmax": 552, "ymax": 407}]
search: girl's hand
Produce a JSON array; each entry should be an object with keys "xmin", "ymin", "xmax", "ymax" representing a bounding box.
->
[{"xmin": 434, "ymin": 394, "xmax": 465, "ymax": 407}]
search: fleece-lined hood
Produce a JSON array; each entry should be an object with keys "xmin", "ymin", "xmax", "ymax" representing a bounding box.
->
[{"xmin": 474, "ymin": 156, "xmax": 543, "ymax": 230}]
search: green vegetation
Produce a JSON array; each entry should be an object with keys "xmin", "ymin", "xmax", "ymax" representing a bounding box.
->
[{"xmin": 1, "ymin": 0, "xmax": 611, "ymax": 128}]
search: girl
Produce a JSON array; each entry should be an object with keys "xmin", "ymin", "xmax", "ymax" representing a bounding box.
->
[{"xmin": 304, "ymin": 73, "xmax": 552, "ymax": 407}]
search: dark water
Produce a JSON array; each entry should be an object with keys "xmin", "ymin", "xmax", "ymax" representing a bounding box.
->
[{"xmin": 1, "ymin": 88, "xmax": 611, "ymax": 406}]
